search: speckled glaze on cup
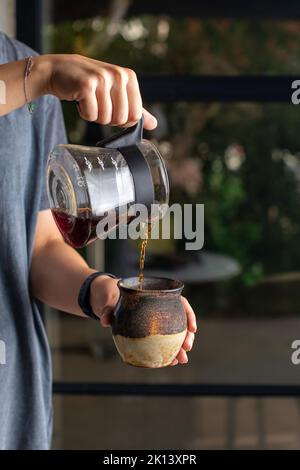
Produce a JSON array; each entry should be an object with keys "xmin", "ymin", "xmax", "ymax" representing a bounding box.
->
[{"xmin": 112, "ymin": 277, "xmax": 187, "ymax": 368}]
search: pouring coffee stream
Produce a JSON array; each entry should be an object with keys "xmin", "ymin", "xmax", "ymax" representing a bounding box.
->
[{"xmin": 138, "ymin": 222, "xmax": 151, "ymax": 289}]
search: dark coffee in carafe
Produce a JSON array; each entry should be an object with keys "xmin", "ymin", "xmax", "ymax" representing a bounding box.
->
[{"xmin": 52, "ymin": 208, "xmax": 103, "ymax": 248}]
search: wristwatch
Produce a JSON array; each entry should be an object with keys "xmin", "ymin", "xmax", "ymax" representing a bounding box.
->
[{"xmin": 78, "ymin": 271, "xmax": 117, "ymax": 320}]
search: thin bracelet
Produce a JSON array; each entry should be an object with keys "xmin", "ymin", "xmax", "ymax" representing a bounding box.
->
[{"xmin": 23, "ymin": 56, "xmax": 36, "ymax": 114}]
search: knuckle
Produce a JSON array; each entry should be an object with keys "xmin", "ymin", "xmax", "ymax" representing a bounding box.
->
[
  {"xmin": 79, "ymin": 76, "xmax": 96, "ymax": 94},
  {"xmin": 113, "ymin": 66, "xmax": 127, "ymax": 83},
  {"xmin": 72, "ymin": 53, "xmax": 82, "ymax": 61},
  {"xmin": 125, "ymin": 67, "xmax": 137, "ymax": 80},
  {"xmin": 97, "ymin": 70, "xmax": 109, "ymax": 87},
  {"xmin": 109, "ymin": 294, "xmax": 116, "ymax": 304}
]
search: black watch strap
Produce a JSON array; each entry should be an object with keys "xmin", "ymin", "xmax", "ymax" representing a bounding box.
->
[{"xmin": 78, "ymin": 271, "xmax": 117, "ymax": 320}]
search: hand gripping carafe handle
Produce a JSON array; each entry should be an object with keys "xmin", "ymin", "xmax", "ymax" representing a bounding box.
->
[{"xmin": 96, "ymin": 116, "xmax": 155, "ymax": 212}]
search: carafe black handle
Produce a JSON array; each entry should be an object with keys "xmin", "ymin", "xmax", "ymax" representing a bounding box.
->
[
  {"xmin": 96, "ymin": 115, "xmax": 154, "ymax": 212},
  {"xmin": 96, "ymin": 116, "xmax": 144, "ymax": 149}
]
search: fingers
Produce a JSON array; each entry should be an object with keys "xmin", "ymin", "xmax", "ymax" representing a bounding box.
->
[
  {"xmin": 74, "ymin": 60, "xmax": 157, "ymax": 127},
  {"xmin": 95, "ymin": 76, "xmax": 113, "ymax": 125},
  {"xmin": 100, "ymin": 306, "xmax": 114, "ymax": 328},
  {"xmin": 182, "ymin": 296, "xmax": 197, "ymax": 333},
  {"xmin": 125, "ymin": 71, "xmax": 143, "ymax": 125},
  {"xmin": 51, "ymin": 55, "xmax": 156, "ymax": 126},
  {"xmin": 171, "ymin": 318, "xmax": 196, "ymax": 367},
  {"xmin": 176, "ymin": 347, "xmax": 189, "ymax": 364},
  {"xmin": 142, "ymin": 107, "xmax": 158, "ymax": 130},
  {"xmin": 90, "ymin": 276, "xmax": 120, "ymax": 327},
  {"xmin": 110, "ymin": 70, "xmax": 129, "ymax": 125},
  {"xmin": 182, "ymin": 331, "xmax": 195, "ymax": 352},
  {"xmin": 171, "ymin": 348, "xmax": 189, "ymax": 367},
  {"xmin": 77, "ymin": 79, "xmax": 99, "ymax": 122}
]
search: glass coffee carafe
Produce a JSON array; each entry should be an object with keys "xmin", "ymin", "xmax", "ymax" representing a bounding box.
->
[{"xmin": 47, "ymin": 118, "xmax": 169, "ymax": 248}]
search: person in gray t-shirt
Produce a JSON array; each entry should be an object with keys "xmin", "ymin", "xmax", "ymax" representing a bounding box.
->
[{"xmin": 0, "ymin": 33, "xmax": 197, "ymax": 449}]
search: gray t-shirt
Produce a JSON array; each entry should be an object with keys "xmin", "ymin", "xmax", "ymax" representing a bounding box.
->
[{"xmin": 0, "ymin": 33, "xmax": 67, "ymax": 449}]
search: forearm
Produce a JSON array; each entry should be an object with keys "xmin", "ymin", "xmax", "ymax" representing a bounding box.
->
[
  {"xmin": 30, "ymin": 237, "xmax": 95, "ymax": 316},
  {"xmin": 0, "ymin": 56, "xmax": 50, "ymax": 116}
]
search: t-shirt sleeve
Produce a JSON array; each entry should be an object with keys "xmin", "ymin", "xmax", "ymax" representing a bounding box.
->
[{"xmin": 39, "ymin": 96, "xmax": 68, "ymax": 211}]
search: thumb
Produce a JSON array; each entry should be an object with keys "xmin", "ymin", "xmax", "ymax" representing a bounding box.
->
[
  {"xmin": 100, "ymin": 306, "xmax": 114, "ymax": 327},
  {"xmin": 142, "ymin": 108, "xmax": 157, "ymax": 130}
]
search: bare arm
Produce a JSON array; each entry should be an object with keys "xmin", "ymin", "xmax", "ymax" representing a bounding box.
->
[
  {"xmin": 0, "ymin": 54, "xmax": 157, "ymax": 129},
  {"xmin": 30, "ymin": 210, "xmax": 119, "ymax": 323}
]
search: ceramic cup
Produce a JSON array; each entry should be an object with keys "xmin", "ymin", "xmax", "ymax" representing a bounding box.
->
[{"xmin": 112, "ymin": 277, "xmax": 187, "ymax": 368}]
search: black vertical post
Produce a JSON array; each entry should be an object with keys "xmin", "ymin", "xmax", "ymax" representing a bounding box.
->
[{"xmin": 16, "ymin": 0, "xmax": 43, "ymax": 53}]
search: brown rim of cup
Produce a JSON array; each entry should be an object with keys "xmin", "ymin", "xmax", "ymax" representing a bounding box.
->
[{"xmin": 118, "ymin": 276, "xmax": 184, "ymax": 294}]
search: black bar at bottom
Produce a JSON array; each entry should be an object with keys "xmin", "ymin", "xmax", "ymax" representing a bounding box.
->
[
  {"xmin": 1, "ymin": 450, "xmax": 299, "ymax": 465},
  {"xmin": 53, "ymin": 382, "xmax": 300, "ymax": 397}
]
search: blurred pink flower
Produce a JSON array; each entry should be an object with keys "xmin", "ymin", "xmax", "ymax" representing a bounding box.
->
[{"xmin": 168, "ymin": 158, "xmax": 202, "ymax": 196}]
